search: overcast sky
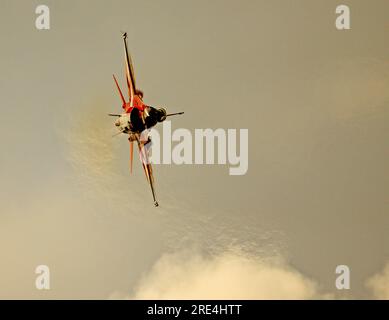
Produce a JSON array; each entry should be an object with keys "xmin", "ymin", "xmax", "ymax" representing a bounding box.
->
[{"xmin": 0, "ymin": 0, "xmax": 388, "ymax": 299}]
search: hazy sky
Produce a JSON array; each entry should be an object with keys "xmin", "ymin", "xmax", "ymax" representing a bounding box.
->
[{"xmin": 0, "ymin": 0, "xmax": 388, "ymax": 299}]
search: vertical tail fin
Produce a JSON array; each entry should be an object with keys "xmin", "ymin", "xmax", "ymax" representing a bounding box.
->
[{"xmin": 113, "ymin": 74, "xmax": 126, "ymax": 107}]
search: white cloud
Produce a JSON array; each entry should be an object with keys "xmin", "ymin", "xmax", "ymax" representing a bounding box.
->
[
  {"xmin": 112, "ymin": 249, "xmax": 328, "ymax": 300},
  {"xmin": 366, "ymin": 262, "xmax": 389, "ymax": 299}
]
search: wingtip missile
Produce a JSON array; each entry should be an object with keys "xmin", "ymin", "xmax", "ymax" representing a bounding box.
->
[
  {"xmin": 121, "ymin": 31, "xmax": 127, "ymax": 39},
  {"xmin": 166, "ymin": 112, "xmax": 184, "ymax": 117}
]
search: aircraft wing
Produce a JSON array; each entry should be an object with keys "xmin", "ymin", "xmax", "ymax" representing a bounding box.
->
[
  {"xmin": 134, "ymin": 133, "xmax": 159, "ymax": 207},
  {"xmin": 123, "ymin": 33, "xmax": 137, "ymax": 108}
]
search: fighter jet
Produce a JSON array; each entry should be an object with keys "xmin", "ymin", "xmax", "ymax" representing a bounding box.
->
[{"xmin": 110, "ymin": 32, "xmax": 183, "ymax": 207}]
